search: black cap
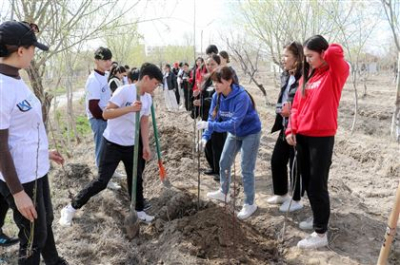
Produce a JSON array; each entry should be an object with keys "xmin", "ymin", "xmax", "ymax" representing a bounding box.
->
[
  {"xmin": 94, "ymin": 47, "xmax": 112, "ymax": 60},
  {"xmin": 0, "ymin": 21, "xmax": 49, "ymax": 51}
]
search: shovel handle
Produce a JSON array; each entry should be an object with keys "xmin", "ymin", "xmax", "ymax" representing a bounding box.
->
[
  {"xmin": 131, "ymin": 86, "xmax": 141, "ymax": 207},
  {"xmin": 377, "ymin": 180, "xmax": 400, "ymax": 264},
  {"xmin": 151, "ymin": 104, "xmax": 162, "ymax": 160}
]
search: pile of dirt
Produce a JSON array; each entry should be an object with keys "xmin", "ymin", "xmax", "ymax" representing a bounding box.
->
[
  {"xmin": 42, "ymin": 114, "xmax": 284, "ymax": 265},
  {"xmin": 133, "ymin": 187, "xmax": 282, "ymax": 265}
]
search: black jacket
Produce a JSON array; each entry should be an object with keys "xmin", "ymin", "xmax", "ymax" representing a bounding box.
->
[
  {"xmin": 163, "ymin": 72, "xmax": 178, "ymax": 90},
  {"xmin": 191, "ymin": 76, "xmax": 215, "ymax": 121},
  {"xmin": 180, "ymin": 70, "xmax": 190, "ymax": 90},
  {"xmin": 271, "ymin": 71, "xmax": 301, "ymax": 133}
]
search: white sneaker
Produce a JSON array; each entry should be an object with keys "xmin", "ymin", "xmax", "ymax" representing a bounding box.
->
[
  {"xmin": 206, "ymin": 190, "xmax": 231, "ymax": 203},
  {"xmin": 237, "ymin": 204, "xmax": 258, "ymax": 220},
  {"xmin": 299, "ymin": 216, "xmax": 314, "ymax": 230},
  {"xmin": 59, "ymin": 205, "xmax": 76, "ymax": 226},
  {"xmin": 279, "ymin": 200, "xmax": 303, "ymax": 212},
  {"xmin": 267, "ymin": 195, "xmax": 290, "ymax": 205},
  {"xmin": 297, "ymin": 232, "xmax": 328, "ymax": 249},
  {"xmin": 112, "ymin": 171, "xmax": 125, "ymax": 179},
  {"xmin": 137, "ymin": 211, "xmax": 155, "ymax": 223},
  {"xmin": 107, "ymin": 181, "xmax": 121, "ymax": 190}
]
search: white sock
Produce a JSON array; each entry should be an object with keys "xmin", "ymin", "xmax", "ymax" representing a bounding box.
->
[{"xmin": 66, "ymin": 204, "xmax": 77, "ymax": 212}]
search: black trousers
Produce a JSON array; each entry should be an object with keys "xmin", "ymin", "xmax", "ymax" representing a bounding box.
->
[
  {"xmin": 271, "ymin": 130, "xmax": 301, "ymax": 201},
  {"xmin": 205, "ymin": 132, "xmax": 227, "ymax": 174},
  {"xmin": 0, "ymin": 192, "xmax": 9, "ymax": 232},
  {"xmin": 183, "ymin": 88, "xmax": 193, "ymax": 111},
  {"xmin": 296, "ymin": 134, "xmax": 334, "ymax": 234},
  {"xmin": 0, "ymin": 176, "xmax": 62, "ymax": 265},
  {"xmin": 72, "ymin": 136, "xmax": 146, "ymax": 211},
  {"xmin": 174, "ymin": 88, "xmax": 180, "ymax": 105}
]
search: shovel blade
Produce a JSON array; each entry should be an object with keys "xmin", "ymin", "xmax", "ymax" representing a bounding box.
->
[
  {"xmin": 162, "ymin": 178, "xmax": 172, "ymax": 188},
  {"xmin": 124, "ymin": 210, "xmax": 140, "ymax": 239}
]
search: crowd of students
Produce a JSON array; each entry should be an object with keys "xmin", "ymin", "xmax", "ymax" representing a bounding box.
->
[
  {"xmin": 160, "ymin": 39, "xmax": 348, "ymax": 249},
  {"xmin": 0, "ymin": 19, "xmax": 349, "ymax": 265}
]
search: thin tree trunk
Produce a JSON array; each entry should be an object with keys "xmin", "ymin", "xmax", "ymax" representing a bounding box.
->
[
  {"xmin": 350, "ymin": 69, "xmax": 359, "ymax": 133},
  {"xmin": 391, "ymin": 52, "xmax": 400, "ymax": 140},
  {"xmin": 66, "ymin": 62, "xmax": 81, "ymax": 144},
  {"xmin": 26, "ymin": 60, "xmax": 53, "ymax": 126}
]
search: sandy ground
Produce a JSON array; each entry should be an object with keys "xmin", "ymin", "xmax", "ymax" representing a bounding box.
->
[{"xmin": 1, "ymin": 73, "xmax": 400, "ymax": 264}]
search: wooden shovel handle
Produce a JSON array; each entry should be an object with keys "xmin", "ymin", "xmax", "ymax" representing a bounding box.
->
[{"xmin": 377, "ymin": 181, "xmax": 400, "ymax": 265}]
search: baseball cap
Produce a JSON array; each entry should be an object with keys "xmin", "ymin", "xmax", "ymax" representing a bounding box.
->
[
  {"xmin": 0, "ymin": 21, "xmax": 49, "ymax": 51},
  {"xmin": 94, "ymin": 47, "xmax": 112, "ymax": 60}
]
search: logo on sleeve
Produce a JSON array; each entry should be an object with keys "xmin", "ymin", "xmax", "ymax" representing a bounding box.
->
[
  {"xmin": 16, "ymin": 100, "xmax": 32, "ymax": 112},
  {"xmin": 220, "ymin": 111, "xmax": 233, "ymax": 118},
  {"xmin": 125, "ymin": 102, "xmax": 132, "ymax": 106}
]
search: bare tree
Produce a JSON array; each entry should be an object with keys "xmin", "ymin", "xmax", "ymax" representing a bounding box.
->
[
  {"xmin": 381, "ymin": 0, "xmax": 400, "ymax": 140},
  {"xmin": 103, "ymin": 22, "xmax": 144, "ymax": 65},
  {"xmin": 221, "ymin": 34, "xmax": 268, "ymax": 104},
  {"xmin": 235, "ymin": 0, "xmax": 338, "ymax": 70},
  {"xmin": 322, "ymin": 1, "xmax": 381, "ymax": 132},
  {"xmin": 12, "ymin": 0, "xmax": 141, "ymax": 124}
]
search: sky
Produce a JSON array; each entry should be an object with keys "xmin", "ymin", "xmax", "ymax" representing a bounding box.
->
[
  {"xmin": 0, "ymin": 0, "xmax": 396, "ymax": 56},
  {"xmin": 0, "ymin": 0, "xmax": 231, "ymax": 52},
  {"xmin": 132, "ymin": 0, "xmax": 231, "ymax": 52}
]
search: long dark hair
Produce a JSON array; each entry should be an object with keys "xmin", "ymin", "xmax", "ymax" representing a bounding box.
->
[
  {"xmin": 302, "ymin": 35, "xmax": 329, "ymax": 96},
  {"xmin": 208, "ymin": 54, "xmax": 221, "ymax": 66},
  {"xmin": 283, "ymin": 41, "xmax": 304, "ymax": 78},
  {"xmin": 210, "ymin": 66, "xmax": 255, "ymax": 119},
  {"xmin": 108, "ymin": 64, "xmax": 126, "ymax": 82}
]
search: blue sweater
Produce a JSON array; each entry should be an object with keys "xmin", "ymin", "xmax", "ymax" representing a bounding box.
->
[{"xmin": 202, "ymin": 84, "xmax": 261, "ymax": 141}]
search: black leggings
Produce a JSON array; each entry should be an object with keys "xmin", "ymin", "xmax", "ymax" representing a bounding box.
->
[
  {"xmin": 271, "ymin": 130, "xmax": 301, "ymax": 200},
  {"xmin": 0, "ymin": 192, "xmax": 9, "ymax": 232},
  {"xmin": 296, "ymin": 134, "xmax": 334, "ymax": 234},
  {"xmin": 205, "ymin": 132, "xmax": 227, "ymax": 174}
]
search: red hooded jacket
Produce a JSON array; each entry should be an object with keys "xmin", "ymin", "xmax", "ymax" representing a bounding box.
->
[
  {"xmin": 194, "ymin": 65, "xmax": 207, "ymax": 91},
  {"xmin": 286, "ymin": 44, "xmax": 349, "ymax": 137}
]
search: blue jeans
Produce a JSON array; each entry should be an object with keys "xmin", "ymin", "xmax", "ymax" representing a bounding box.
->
[
  {"xmin": 89, "ymin": 118, "xmax": 107, "ymax": 167},
  {"xmin": 219, "ymin": 131, "xmax": 261, "ymax": 205}
]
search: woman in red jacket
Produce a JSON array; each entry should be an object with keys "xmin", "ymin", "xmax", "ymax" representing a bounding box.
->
[{"xmin": 286, "ymin": 35, "xmax": 349, "ymax": 249}]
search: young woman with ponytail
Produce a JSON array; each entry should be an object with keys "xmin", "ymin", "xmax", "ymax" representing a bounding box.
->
[
  {"xmin": 286, "ymin": 35, "xmax": 349, "ymax": 249},
  {"xmin": 197, "ymin": 66, "xmax": 261, "ymax": 220},
  {"xmin": 0, "ymin": 20, "xmax": 67, "ymax": 265},
  {"xmin": 108, "ymin": 64, "xmax": 127, "ymax": 94}
]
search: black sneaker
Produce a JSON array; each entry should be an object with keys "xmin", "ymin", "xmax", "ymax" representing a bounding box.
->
[
  {"xmin": 56, "ymin": 257, "xmax": 69, "ymax": 265},
  {"xmin": 213, "ymin": 174, "xmax": 220, "ymax": 182},
  {"xmin": 204, "ymin": 169, "xmax": 216, "ymax": 175},
  {"xmin": 0, "ymin": 232, "xmax": 19, "ymax": 247}
]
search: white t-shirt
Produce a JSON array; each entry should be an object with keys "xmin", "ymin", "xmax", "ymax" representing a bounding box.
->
[
  {"xmin": 85, "ymin": 71, "xmax": 111, "ymax": 119},
  {"xmin": 282, "ymin": 75, "xmax": 295, "ymax": 104},
  {"xmin": 103, "ymin": 84, "xmax": 152, "ymax": 146},
  {"xmin": 123, "ymin": 76, "xmax": 128, "ymax": 85},
  {"xmin": 0, "ymin": 74, "xmax": 50, "ymax": 184},
  {"xmin": 281, "ymin": 75, "xmax": 296, "ymax": 126}
]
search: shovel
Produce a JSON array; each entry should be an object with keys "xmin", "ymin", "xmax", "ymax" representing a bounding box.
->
[
  {"xmin": 124, "ymin": 85, "xmax": 141, "ymax": 239},
  {"xmin": 151, "ymin": 103, "xmax": 171, "ymax": 187},
  {"xmin": 377, "ymin": 180, "xmax": 400, "ymax": 264}
]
